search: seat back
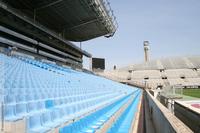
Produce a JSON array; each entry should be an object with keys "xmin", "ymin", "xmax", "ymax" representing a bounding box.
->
[{"xmin": 16, "ymin": 103, "xmax": 27, "ymax": 116}]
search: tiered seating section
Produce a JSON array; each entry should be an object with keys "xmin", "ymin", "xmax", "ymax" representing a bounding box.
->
[
  {"xmin": 131, "ymin": 70, "xmax": 161, "ymax": 79},
  {"xmin": 0, "ymin": 53, "xmax": 141, "ymax": 133},
  {"xmin": 103, "ymin": 67, "xmax": 200, "ymax": 89}
]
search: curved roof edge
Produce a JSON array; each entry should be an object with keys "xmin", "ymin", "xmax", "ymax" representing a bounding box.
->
[{"xmin": 121, "ymin": 56, "xmax": 200, "ymax": 71}]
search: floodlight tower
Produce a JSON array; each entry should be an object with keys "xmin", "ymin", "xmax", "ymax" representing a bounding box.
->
[{"xmin": 144, "ymin": 41, "xmax": 150, "ymax": 62}]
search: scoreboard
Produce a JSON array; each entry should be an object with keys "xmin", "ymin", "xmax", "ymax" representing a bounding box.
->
[{"xmin": 92, "ymin": 58, "xmax": 105, "ymax": 70}]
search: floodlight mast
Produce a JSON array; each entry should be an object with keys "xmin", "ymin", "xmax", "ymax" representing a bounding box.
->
[{"xmin": 144, "ymin": 41, "xmax": 150, "ymax": 62}]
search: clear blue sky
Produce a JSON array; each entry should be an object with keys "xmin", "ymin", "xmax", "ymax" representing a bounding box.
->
[{"xmin": 76, "ymin": 0, "xmax": 200, "ymax": 70}]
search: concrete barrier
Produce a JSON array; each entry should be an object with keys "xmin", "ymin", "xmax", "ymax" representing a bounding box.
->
[
  {"xmin": 174, "ymin": 101, "xmax": 200, "ymax": 133},
  {"xmin": 145, "ymin": 90, "xmax": 193, "ymax": 133}
]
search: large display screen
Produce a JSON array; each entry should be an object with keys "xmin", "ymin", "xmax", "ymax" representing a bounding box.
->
[{"xmin": 92, "ymin": 58, "xmax": 105, "ymax": 70}]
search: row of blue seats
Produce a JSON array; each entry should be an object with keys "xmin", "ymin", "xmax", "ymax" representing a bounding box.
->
[
  {"xmin": 59, "ymin": 92, "xmax": 135, "ymax": 133},
  {"xmin": 2, "ymin": 53, "xmax": 128, "ymax": 83},
  {"xmin": 4, "ymin": 86, "xmax": 113, "ymax": 94},
  {"xmin": 0, "ymin": 53, "xmax": 65, "ymax": 78},
  {"xmin": 4, "ymin": 91, "xmax": 120, "ymax": 121},
  {"xmin": 4, "ymin": 77, "xmax": 123, "ymax": 92},
  {"xmin": 2, "ymin": 61, "xmax": 131, "ymax": 93},
  {"xmin": 4, "ymin": 78, "xmax": 120, "ymax": 88},
  {"xmin": 1, "ymin": 53, "xmax": 134, "ymax": 96},
  {"xmin": 107, "ymin": 90, "xmax": 141, "ymax": 133},
  {"xmin": 3, "ymin": 76, "xmax": 117, "ymax": 89},
  {"xmin": 16, "ymin": 55, "xmax": 74, "ymax": 74},
  {"xmin": 4, "ymin": 90, "xmax": 114, "ymax": 104},
  {"xmin": 4, "ymin": 92, "xmax": 121, "ymax": 122},
  {"xmin": 26, "ymin": 94, "xmax": 124, "ymax": 133},
  {"xmin": 4, "ymin": 58, "xmax": 64, "ymax": 78}
]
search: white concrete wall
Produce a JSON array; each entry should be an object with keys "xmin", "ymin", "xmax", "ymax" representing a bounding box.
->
[{"xmin": 145, "ymin": 91, "xmax": 192, "ymax": 133}]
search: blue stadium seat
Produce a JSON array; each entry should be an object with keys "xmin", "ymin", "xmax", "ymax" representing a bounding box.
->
[
  {"xmin": 26, "ymin": 94, "xmax": 35, "ymax": 101},
  {"xmin": 51, "ymin": 109, "xmax": 65, "ymax": 124},
  {"xmin": 4, "ymin": 94, "xmax": 16, "ymax": 104},
  {"xmin": 45, "ymin": 99, "xmax": 54, "ymax": 109},
  {"xmin": 41, "ymin": 111, "xmax": 60, "ymax": 128},
  {"xmin": 16, "ymin": 94, "xmax": 26, "ymax": 102},
  {"xmin": 16, "ymin": 103, "xmax": 28, "ymax": 117},
  {"xmin": 27, "ymin": 102, "xmax": 38, "ymax": 114},
  {"xmin": 37, "ymin": 101, "xmax": 46, "ymax": 111},
  {"xmin": 4, "ymin": 104, "xmax": 21, "ymax": 121},
  {"xmin": 27, "ymin": 114, "xmax": 51, "ymax": 133}
]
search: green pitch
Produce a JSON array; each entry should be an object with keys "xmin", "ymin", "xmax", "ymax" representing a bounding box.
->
[{"xmin": 183, "ymin": 89, "xmax": 200, "ymax": 98}]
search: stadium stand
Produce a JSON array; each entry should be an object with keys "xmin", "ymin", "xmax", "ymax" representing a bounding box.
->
[
  {"xmin": 0, "ymin": 1, "xmax": 144, "ymax": 132},
  {"xmin": 100, "ymin": 56, "xmax": 200, "ymax": 89},
  {"xmin": 0, "ymin": 53, "xmax": 141, "ymax": 133},
  {"xmin": 131, "ymin": 70, "xmax": 161, "ymax": 79},
  {"xmin": 1, "ymin": 1, "xmax": 197, "ymax": 133}
]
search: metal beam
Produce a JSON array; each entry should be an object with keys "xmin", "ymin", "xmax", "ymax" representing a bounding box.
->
[
  {"xmin": 35, "ymin": 0, "xmax": 63, "ymax": 11},
  {"xmin": 0, "ymin": 1, "xmax": 92, "ymax": 57},
  {"xmin": 64, "ymin": 18, "xmax": 98, "ymax": 31}
]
